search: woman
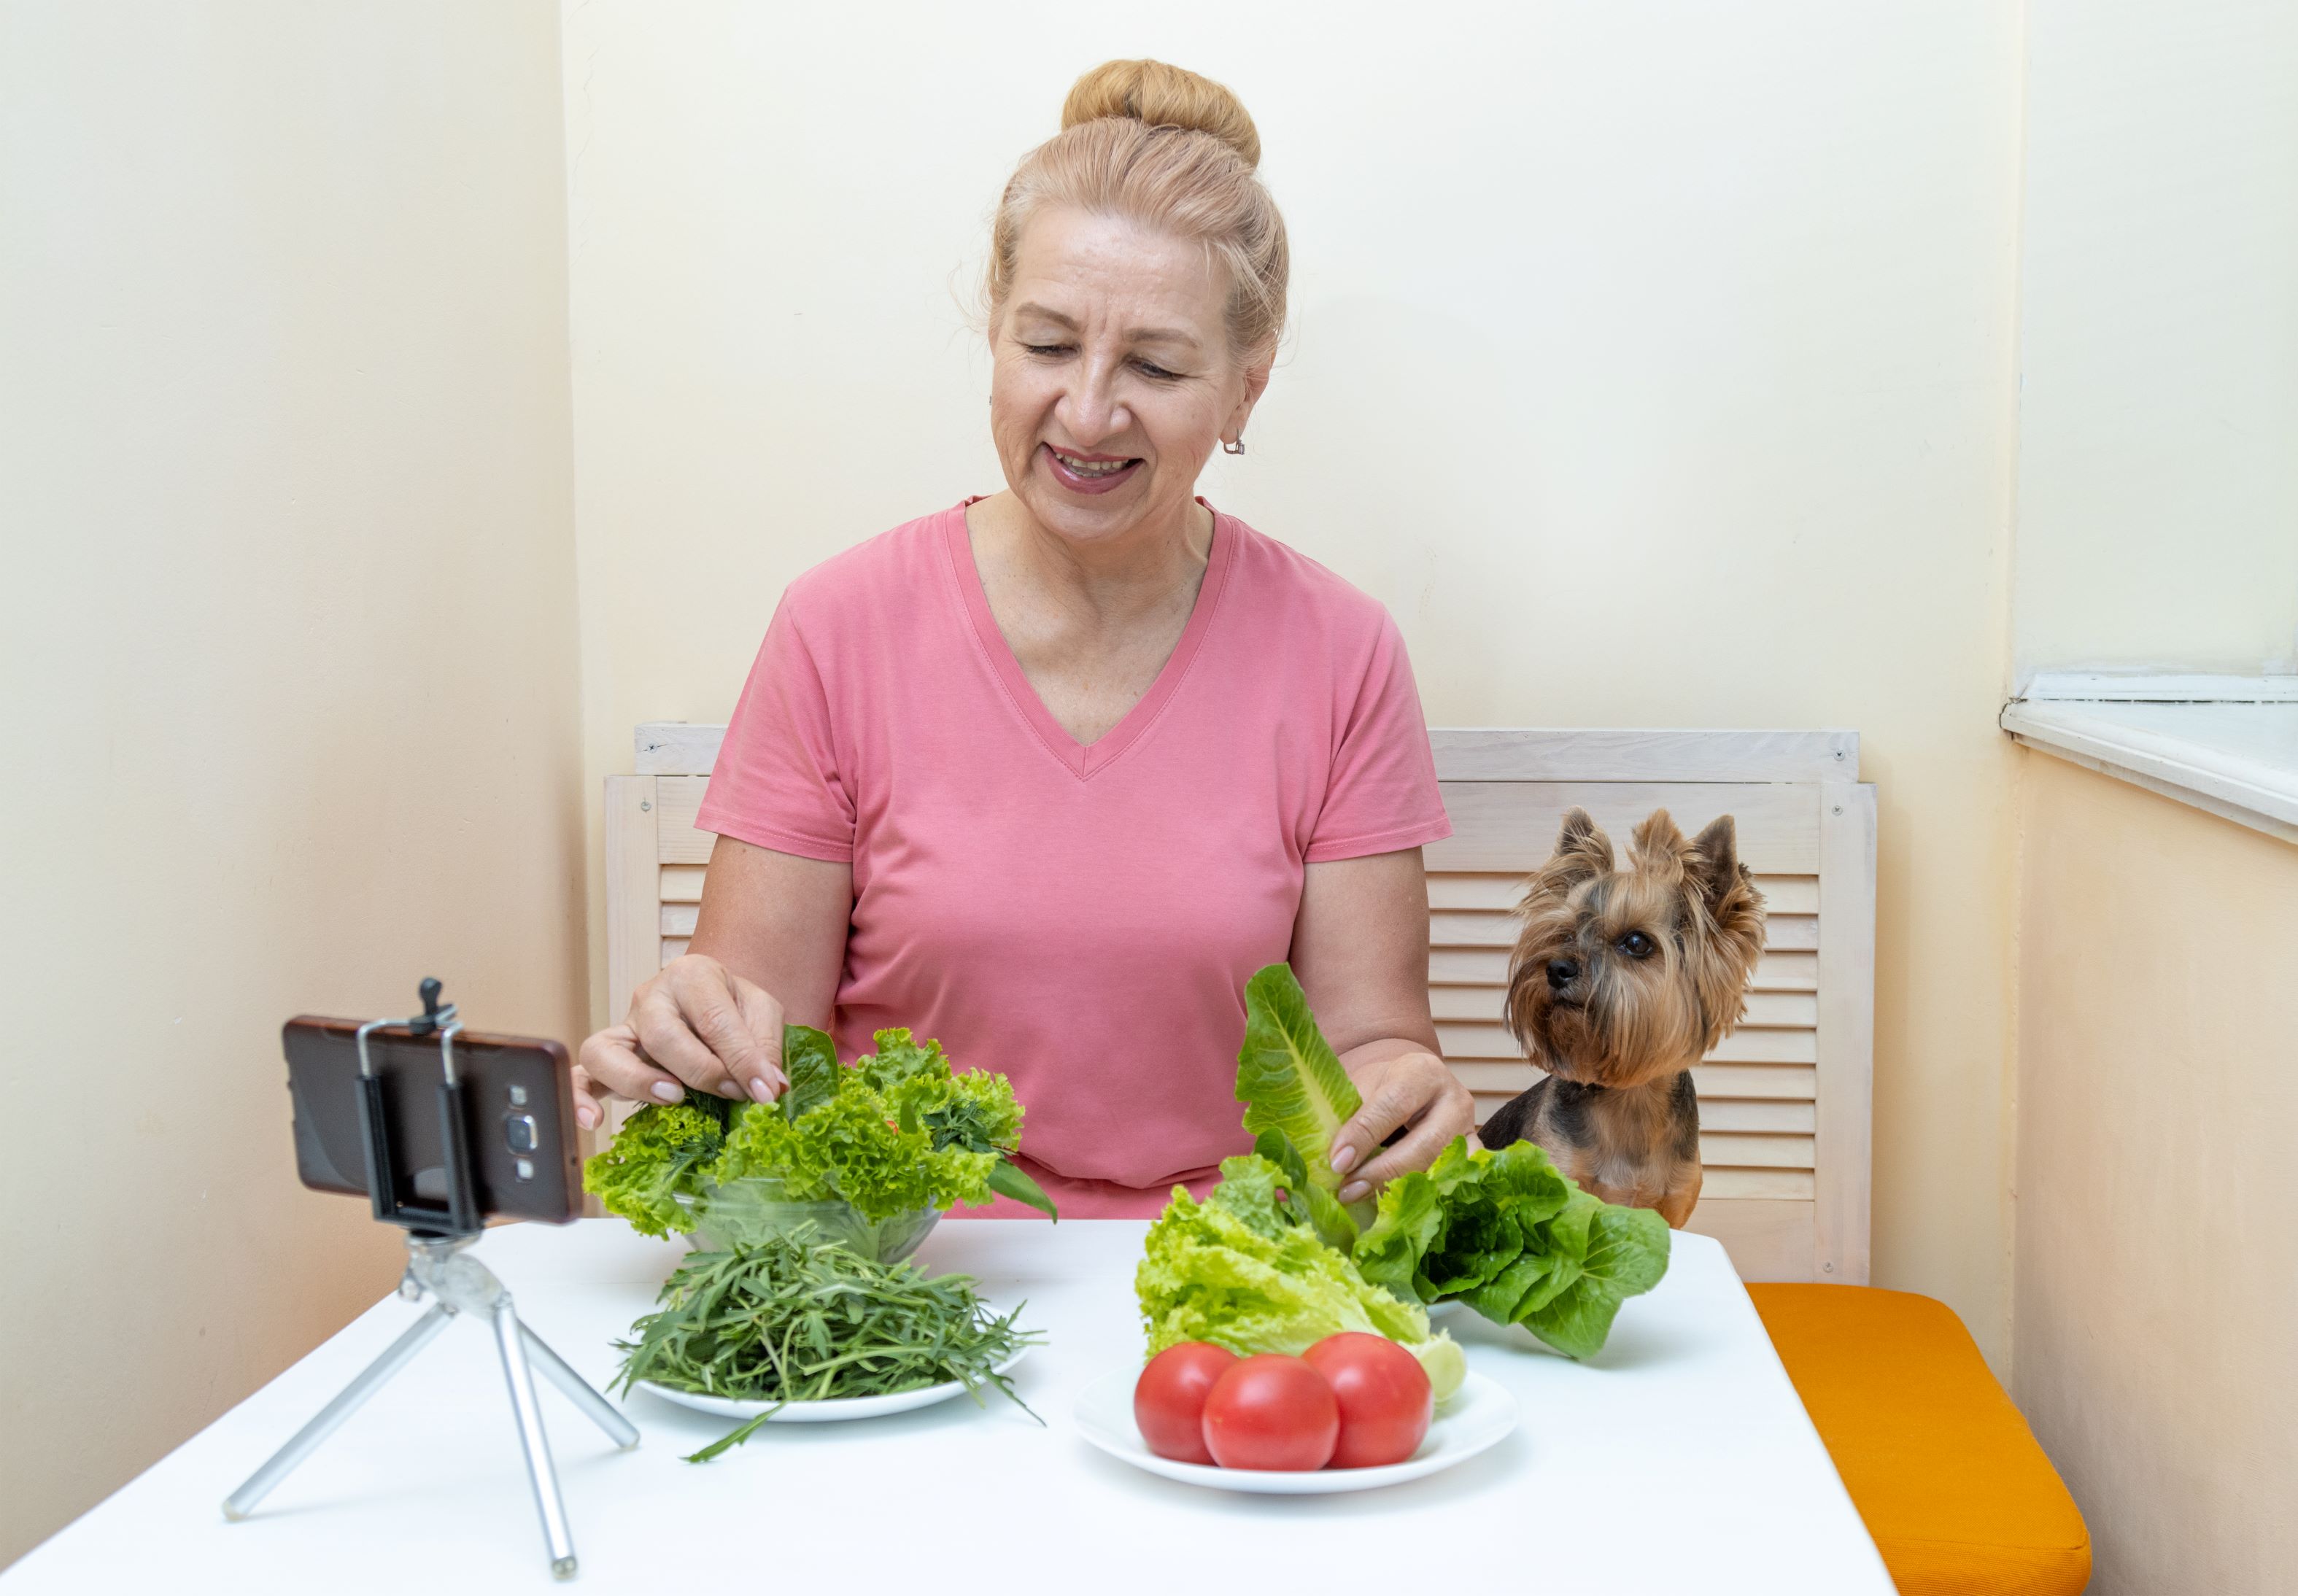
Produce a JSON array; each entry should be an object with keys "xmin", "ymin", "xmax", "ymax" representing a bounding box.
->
[{"xmin": 575, "ymin": 60, "xmax": 1473, "ymax": 1217}]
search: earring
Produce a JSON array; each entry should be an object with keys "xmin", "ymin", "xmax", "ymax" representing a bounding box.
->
[{"xmin": 1223, "ymin": 437, "xmax": 1246, "ymax": 455}]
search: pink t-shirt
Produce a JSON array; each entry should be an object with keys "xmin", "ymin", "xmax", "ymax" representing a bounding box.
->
[{"xmin": 694, "ymin": 500, "xmax": 1450, "ymax": 1217}]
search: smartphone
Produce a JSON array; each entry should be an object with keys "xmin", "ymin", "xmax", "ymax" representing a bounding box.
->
[{"xmin": 282, "ymin": 1015, "xmax": 583, "ymax": 1225}]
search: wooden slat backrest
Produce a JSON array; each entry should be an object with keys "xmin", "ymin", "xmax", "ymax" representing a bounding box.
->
[{"xmin": 606, "ymin": 723, "xmax": 1875, "ymax": 1282}]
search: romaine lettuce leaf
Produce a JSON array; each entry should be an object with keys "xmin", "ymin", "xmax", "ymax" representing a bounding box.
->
[
  {"xmin": 1356, "ymin": 1136, "xmax": 1668, "ymax": 1359},
  {"xmin": 1235, "ymin": 964, "xmax": 1370, "ymax": 1226},
  {"xmin": 1516, "ymin": 1197, "xmax": 1672, "ymax": 1360},
  {"xmin": 779, "ymin": 1023, "xmax": 841, "ymax": 1120}
]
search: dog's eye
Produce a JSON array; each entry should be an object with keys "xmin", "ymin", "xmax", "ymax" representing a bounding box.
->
[{"xmin": 1618, "ymin": 930, "xmax": 1656, "ymax": 959}]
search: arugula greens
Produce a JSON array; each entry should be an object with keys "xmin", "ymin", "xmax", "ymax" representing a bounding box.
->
[
  {"xmin": 616, "ymin": 1231, "xmax": 1040, "ymax": 1461},
  {"xmin": 583, "ymin": 1024, "xmax": 1055, "ymax": 1232}
]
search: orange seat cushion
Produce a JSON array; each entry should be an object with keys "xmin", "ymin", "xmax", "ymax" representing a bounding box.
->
[{"xmin": 1749, "ymin": 1284, "xmax": 2090, "ymax": 1596}]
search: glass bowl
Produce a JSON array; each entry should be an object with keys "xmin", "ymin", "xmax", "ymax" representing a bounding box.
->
[{"xmin": 673, "ymin": 1176, "xmax": 940, "ymax": 1264}]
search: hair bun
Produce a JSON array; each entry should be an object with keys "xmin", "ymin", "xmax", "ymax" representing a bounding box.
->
[{"xmin": 1061, "ymin": 58, "xmax": 1260, "ymax": 169}]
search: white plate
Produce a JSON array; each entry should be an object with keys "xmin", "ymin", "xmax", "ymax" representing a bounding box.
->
[
  {"xmin": 1072, "ymin": 1367, "xmax": 1517, "ymax": 1494},
  {"xmin": 1427, "ymin": 1298, "xmax": 1464, "ymax": 1320},
  {"xmin": 637, "ymin": 1344, "xmax": 1030, "ymax": 1425}
]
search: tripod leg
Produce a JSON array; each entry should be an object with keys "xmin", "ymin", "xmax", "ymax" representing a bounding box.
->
[
  {"xmin": 222, "ymin": 1303, "xmax": 454, "ymax": 1522},
  {"xmin": 493, "ymin": 1297, "xmax": 579, "ymax": 1581},
  {"xmin": 520, "ymin": 1324, "xmax": 641, "ymax": 1449}
]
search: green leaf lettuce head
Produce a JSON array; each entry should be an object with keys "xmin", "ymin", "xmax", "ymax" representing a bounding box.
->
[
  {"xmin": 1137, "ymin": 1155, "xmax": 1464, "ymax": 1399},
  {"xmin": 584, "ymin": 1025, "xmax": 1042, "ymax": 1230},
  {"xmin": 1356, "ymin": 1137, "xmax": 1671, "ymax": 1360},
  {"xmin": 579, "ymin": 1101, "xmax": 726, "ymax": 1239}
]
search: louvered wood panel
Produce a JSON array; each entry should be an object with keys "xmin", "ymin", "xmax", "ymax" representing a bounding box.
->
[
  {"xmin": 652, "ymin": 775, "xmax": 713, "ymax": 864},
  {"xmin": 1699, "ymin": 1100, "xmax": 1816, "ymax": 1134},
  {"xmin": 1430, "ymin": 909, "xmax": 1817, "ymax": 951},
  {"xmin": 1429, "ymin": 946, "xmax": 1817, "ymax": 992},
  {"xmin": 1429, "ymin": 783, "xmax": 1820, "ymax": 872},
  {"xmin": 1427, "ymin": 873, "xmax": 1820, "ymax": 915},
  {"xmin": 1442, "ymin": 1025, "xmax": 1818, "ymax": 1064},
  {"xmin": 608, "ymin": 724, "xmax": 1876, "ymax": 1282},
  {"xmin": 1428, "ymin": 987, "xmax": 1818, "ymax": 1027},
  {"xmin": 1703, "ymin": 1169, "xmax": 1816, "ymax": 1200}
]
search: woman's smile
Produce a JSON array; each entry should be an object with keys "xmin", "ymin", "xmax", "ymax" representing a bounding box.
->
[{"xmin": 1041, "ymin": 443, "xmax": 1143, "ymax": 495}]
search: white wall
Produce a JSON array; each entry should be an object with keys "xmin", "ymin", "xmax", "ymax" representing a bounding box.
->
[
  {"xmin": 0, "ymin": 1, "xmax": 583, "ymax": 1567},
  {"xmin": 2013, "ymin": 0, "xmax": 2298, "ymax": 680},
  {"xmin": 562, "ymin": 0, "xmax": 2025, "ymax": 1363}
]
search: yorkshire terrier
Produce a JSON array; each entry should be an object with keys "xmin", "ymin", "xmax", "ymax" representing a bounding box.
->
[{"xmin": 1477, "ymin": 807, "xmax": 1766, "ymax": 1228}]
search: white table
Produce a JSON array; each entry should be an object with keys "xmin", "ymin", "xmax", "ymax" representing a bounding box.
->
[{"xmin": 4, "ymin": 1220, "xmax": 1892, "ymax": 1595}]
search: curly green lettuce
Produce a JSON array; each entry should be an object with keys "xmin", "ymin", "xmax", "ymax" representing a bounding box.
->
[
  {"xmin": 713, "ymin": 1089, "xmax": 999, "ymax": 1219},
  {"xmin": 579, "ymin": 1101, "xmax": 726, "ymax": 1239},
  {"xmin": 584, "ymin": 1023, "xmax": 1051, "ymax": 1232},
  {"xmin": 1137, "ymin": 1155, "xmax": 1464, "ymax": 1398}
]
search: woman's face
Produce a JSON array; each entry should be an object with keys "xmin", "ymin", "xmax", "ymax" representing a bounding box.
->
[{"xmin": 989, "ymin": 206, "xmax": 1269, "ymax": 551}]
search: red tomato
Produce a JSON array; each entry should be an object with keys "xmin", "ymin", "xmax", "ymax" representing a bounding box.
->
[
  {"xmin": 1200, "ymin": 1354, "xmax": 1339, "ymax": 1471},
  {"xmin": 1134, "ymin": 1343, "xmax": 1239, "ymax": 1464},
  {"xmin": 1304, "ymin": 1332, "xmax": 1433, "ymax": 1468}
]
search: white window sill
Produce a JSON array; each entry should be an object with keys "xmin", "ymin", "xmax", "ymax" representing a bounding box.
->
[{"xmin": 2000, "ymin": 675, "xmax": 2298, "ymax": 845}]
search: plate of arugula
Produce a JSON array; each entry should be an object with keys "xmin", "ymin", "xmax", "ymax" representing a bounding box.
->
[{"xmin": 635, "ymin": 1342, "xmax": 1032, "ymax": 1424}]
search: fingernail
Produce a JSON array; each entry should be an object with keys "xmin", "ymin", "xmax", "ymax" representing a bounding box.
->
[
  {"xmin": 651, "ymin": 1081, "xmax": 684, "ymax": 1103},
  {"xmin": 1329, "ymin": 1143, "xmax": 1358, "ymax": 1174},
  {"xmin": 576, "ymin": 1104, "xmax": 599, "ymax": 1129},
  {"xmin": 1340, "ymin": 1181, "xmax": 1369, "ymax": 1204},
  {"xmin": 747, "ymin": 1076, "xmax": 776, "ymax": 1103}
]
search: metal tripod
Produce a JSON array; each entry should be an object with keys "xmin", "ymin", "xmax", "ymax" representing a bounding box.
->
[{"xmin": 222, "ymin": 1231, "xmax": 640, "ymax": 1581}]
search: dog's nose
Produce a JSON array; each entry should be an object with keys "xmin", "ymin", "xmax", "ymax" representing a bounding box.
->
[{"xmin": 1546, "ymin": 958, "xmax": 1579, "ymax": 991}]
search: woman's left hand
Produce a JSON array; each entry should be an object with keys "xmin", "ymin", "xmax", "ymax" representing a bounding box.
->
[{"xmin": 1326, "ymin": 1047, "xmax": 1477, "ymax": 1204}]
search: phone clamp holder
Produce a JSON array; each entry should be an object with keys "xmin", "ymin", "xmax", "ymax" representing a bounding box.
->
[{"xmin": 222, "ymin": 980, "xmax": 638, "ymax": 1581}]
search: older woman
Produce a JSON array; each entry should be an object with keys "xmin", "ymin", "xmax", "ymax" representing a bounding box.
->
[{"xmin": 575, "ymin": 59, "xmax": 1473, "ymax": 1217}]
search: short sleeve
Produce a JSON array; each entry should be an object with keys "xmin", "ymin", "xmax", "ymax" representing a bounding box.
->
[
  {"xmin": 693, "ymin": 594, "xmax": 856, "ymax": 862},
  {"xmin": 1304, "ymin": 610, "xmax": 1452, "ymax": 862}
]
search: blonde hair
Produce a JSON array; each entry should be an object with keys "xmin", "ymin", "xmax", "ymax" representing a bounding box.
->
[{"xmin": 984, "ymin": 59, "xmax": 1289, "ymax": 363}]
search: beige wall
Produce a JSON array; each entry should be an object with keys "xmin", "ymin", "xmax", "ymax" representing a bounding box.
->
[
  {"xmin": 2011, "ymin": 759, "xmax": 2298, "ymax": 1591},
  {"xmin": 562, "ymin": 1, "xmax": 2025, "ymax": 1368},
  {"xmin": 2008, "ymin": 4, "xmax": 2298, "ymax": 1589},
  {"xmin": 2013, "ymin": 0, "xmax": 2298, "ymax": 681},
  {"xmin": 0, "ymin": 2, "xmax": 582, "ymax": 1568}
]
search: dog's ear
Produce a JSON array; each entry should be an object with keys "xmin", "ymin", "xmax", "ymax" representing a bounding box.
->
[
  {"xmin": 1546, "ymin": 807, "xmax": 1615, "ymax": 888},
  {"xmin": 1679, "ymin": 814, "xmax": 1768, "ymax": 1047},
  {"xmin": 1688, "ymin": 814, "xmax": 1766, "ymax": 950},
  {"xmin": 1630, "ymin": 809, "xmax": 1690, "ymax": 880}
]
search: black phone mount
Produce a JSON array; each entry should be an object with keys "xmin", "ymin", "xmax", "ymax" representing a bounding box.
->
[
  {"xmin": 225, "ymin": 979, "xmax": 638, "ymax": 1578},
  {"xmin": 354, "ymin": 976, "xmax": 481, "ymax": 1236}
]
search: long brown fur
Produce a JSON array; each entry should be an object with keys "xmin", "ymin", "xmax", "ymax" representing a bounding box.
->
[{"xmin": 1478, "ymin": 808, "xmax": 1765, "ymax": 1228}]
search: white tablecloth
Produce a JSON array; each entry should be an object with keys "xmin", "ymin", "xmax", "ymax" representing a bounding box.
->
[{"xmin": 3, "ymin": 1217, "xmax": 1892, "ymax": 1595}]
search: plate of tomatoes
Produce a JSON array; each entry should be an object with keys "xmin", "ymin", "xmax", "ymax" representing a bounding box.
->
[{"xmin": 1072, "ymin": 1333, "xmax": 1518, "ymax": 1495}]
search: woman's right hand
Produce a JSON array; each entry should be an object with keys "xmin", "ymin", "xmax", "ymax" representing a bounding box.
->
[{"xmin": 573, "ymin": 953, "xmax": 792, "ymax": 1130}]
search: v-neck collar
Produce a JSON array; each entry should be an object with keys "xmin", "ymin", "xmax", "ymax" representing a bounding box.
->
[{"xmin": 943, "ymin": 497, "xmax": 1236, "ymax": 780}]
